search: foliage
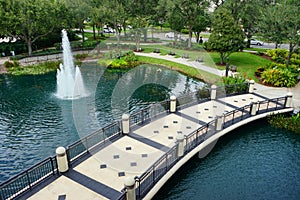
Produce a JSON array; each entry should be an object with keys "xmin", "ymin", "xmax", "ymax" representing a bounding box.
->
[
  {"xmin": 4, "ymin": 60, "xmax": 19, "ymax": 68},
  {"xmin": 207, "ymin": 8, "xmax": 245, "ymax": 64},
  {"xmin": 7, "ymin": 61, "xmax": 59, "ymax": 75},
  {"xmin": 267, "ymin": 113, "xmax": 300, "ymax": 134},
  {"xmin": 266, "ymin": 49, "xmax": 289, "ymax": 63},
  {"xmin": 107, "ymin": 51, "xmax": 138, "ymax": 69},
  {"xmin": 0, "ymin": 0, "xmax": 66, "ymax": 55},
  {"xmin": 222, "ymin": 75, "xmax": 249, "ymax": 94},
  {"xmin": 75, "ymin": 53, "xmax": 88, "ymax": 60},
  {"xmin": 261, "ymin": 68, "xmax": 297, "ymax": 87}
]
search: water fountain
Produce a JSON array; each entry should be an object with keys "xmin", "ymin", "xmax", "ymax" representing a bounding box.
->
[{"xmin": 56, "ymin": 29, "xmax": 87, "ymax": 99}]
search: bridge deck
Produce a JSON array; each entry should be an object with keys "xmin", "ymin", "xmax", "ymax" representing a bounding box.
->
[{"xmin": 24, "ymin": 93, "xmax": 276, "ymax": 200}]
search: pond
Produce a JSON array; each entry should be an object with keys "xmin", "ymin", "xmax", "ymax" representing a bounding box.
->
[
  {"xmin": 153, "ymin": 119, "xmax": 300, "ymax": 200},
  {"xmin": 0, "ymin": 63, "xmax": 204, "ymax": 183}
]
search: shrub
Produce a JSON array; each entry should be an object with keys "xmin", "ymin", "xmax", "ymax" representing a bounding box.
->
[
  {"xmin": 268, "ymin": 113, "xmax": 300, "ymax": 134},
  {"xmin": 266, "ymin": 49, "xmax": 289, "ymax": 63},
  {"xmin": 7, "ymin": 61, "xmax": 59, "ymax": 75},
  {"xmin": 261, "ymin": 68, "xmax": 297, "ymax": 87},
  {"xmin": 4, "ymin": 60, "xmax": 19, "ymax": 68}
]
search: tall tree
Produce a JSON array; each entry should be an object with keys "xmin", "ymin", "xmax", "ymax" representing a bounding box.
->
[
  {"xmin": 173, "ymin": 0, "xmax": 209, "ymax": 48},
  {"xmin": 207, "ymin": 7, "xmax": 244, "ymax": 64},
  {"xmin": 259, "ymin": 0, "xmax": 300, "ymax": 66},
  {"xmin": 0, "ymin": 0, "xmax": 66, "ymax": 56}
]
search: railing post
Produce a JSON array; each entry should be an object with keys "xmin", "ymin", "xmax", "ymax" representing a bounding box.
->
[
  {"xmin": 210, "ymin": 85, "xmax": 217, "ymax": 100},
  {"xmin": 124, "ymin": 176, "xmax": 136, "ymax": 200},
  {"xmin": 170, "ymin": 96, "xmax": 177, "ymax": 113},
  {"xmin": 176, "ymin": 134, "xmax": 185, "ymax": 157},
  {"xmin": 122, "ymin": 114, "xmax": 130, "ymax": 135},
  {"xmin": 248, "ymin": 80, "xmax": 255, "ymax": 93},
  {"xmin": 56, "ymin": 147, "xmax": 69, "ymax": 173},
  {"xmin": 285, "ymin": 92, "xmax": 293, "ymax": 107},
  {"xmin": 250, "ymin": 101, "xmax": 258, "ymax": 116},
  {"xmin": 215, "ymin": 115, "xmax": 223, "ymax": 131}
]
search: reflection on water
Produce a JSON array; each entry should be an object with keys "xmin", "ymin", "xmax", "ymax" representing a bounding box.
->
[{"xmin": 0, "ymin": 63, "xmax": 204, "ymax": 183}]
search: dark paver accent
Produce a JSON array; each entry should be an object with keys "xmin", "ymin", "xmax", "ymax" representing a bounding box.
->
[
  {"xmin": 153, "ymin": 130, "xmax": 159, "ymax": 134},
  {"xmin": 126, "ymin": 147, "xmax": 132, "ymax": 151},
  {"xmin": 163, "ymin": 125, "xmax": 169, "ymax": 128},
  {"xmin": 65, "ymin": 170, "xmax": 121, "ymax": 199},
  {"xmin": 177, "ymin": 131, "xmax": 182, "ymax": 134},
  {"xmin": 204, "ymin": 108, "xmax": 209, "ymax": 111},
  {"xmin": 100, "ymin": 164, "xmax": 107, "ymax": 169},
  {"xmin": 168, "ymin": 136, "xmax": 174, "ymax": 140},
  {"xmin": 58, "ymin": 194, "xmax": 66, "ymax": 200},
  {"xmin": 113, "ymin": 155, "xmax": 119, "ymax": 159},
  {"xmin": 141, "ymin": 154, "xmax": 148, "ymax": 158},
  {"xmin": 173, "ymin": 121, "xmax": 178, "ymax": 124},
  {"xmin": 118, "ymin": 172, "xmax": 125, "ymax": 177},
  {"xmin": 128, "ymin": 133, "xmax": 170, "ymax": 152},
  {"xmin": 130, "ymin": 162, "xmax": 137, "ymax": 167}
]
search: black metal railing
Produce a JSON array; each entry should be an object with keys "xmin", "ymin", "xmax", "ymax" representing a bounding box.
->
[
  {"xmin": 0, "ymin": 156, "xmax": 57, "ymax": 200},
  {"xmin": 131, "ymin": 96, "xmax": 290, "ymax": 200}
]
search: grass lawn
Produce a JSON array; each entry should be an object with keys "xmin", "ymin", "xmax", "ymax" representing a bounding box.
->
[
  {"xmin": 136, "ymin": 55, "xmax": 221, "ymax": 84},
  {"xmin": 201, "ymin": 52, "xmax": 272, "ymax": 82},
  {"xmin": 140, "ymin": 45, "xmax": 271, "ymax": 82}
]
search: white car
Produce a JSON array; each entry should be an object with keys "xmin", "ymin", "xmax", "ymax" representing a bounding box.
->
[
  {"xmin": 103, "ymin": 27, "xmax": 115, "ymax": 33},
  {"xmin": 165, "ymin": 32, "xmax": 181, "ymax": 38},
  {"xmin": 250, "ymin": 39, "xmax": 264, "ymax": 46}
]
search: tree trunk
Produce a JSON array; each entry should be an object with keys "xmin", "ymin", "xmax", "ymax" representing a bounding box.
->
[
  {"xmin": 286, "ymin": 42, "xmax": 294, "ymax": 67},
  {"xmin": 81, "ymin": 27, "xmax": 85, "ymax": 46},
  {"xmin": 93, "ymin": 24, "xmax": 96, "ymax": 40},
  {"xmin": 220, "ymin": 53, "xmax": 225, "ymax": 65},
  {"xmin": 188, "ymin": 26, "xmax": 192, "ymax": 48},
  {"xmin": 27, "ymin": 40, "xmax": 32, "ymax": 56}
]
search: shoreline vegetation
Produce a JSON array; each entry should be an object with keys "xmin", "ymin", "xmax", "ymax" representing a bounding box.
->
[{"xmin": 267, "ymin": 113, "xmax": 300, "ymax": 134}]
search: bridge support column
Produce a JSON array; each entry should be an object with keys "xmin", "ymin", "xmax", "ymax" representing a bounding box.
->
[
  {"xmin": 176, "ymin": 134, "xmax": 185, "ymax": 157},
  {"xmin": 122, "ymin": 114, "xmax": 130, "ymax": 135},
  {"xmin": 56, "ymin": 147, "xmax": 69, "ymax": 173},
  {"xmin": 250, "ymin": 101, "xmax": 258, "ymax": 116},
  {"xmin": 211, "ymin": 85, "xmax": 217, "ymax": 100},
  {"xmin": 248, "ymin": 80, "xmax": 255, "ymax": 93},
  {"xmin": 124, "ymin": 176, "xmax": 136, "ymax": 200},
  {"xmin": 170, "ymin": 95, "xmax": 177, "ymax": 113},
  {"xmin": 215, "ymin": 115, "xmax": 223, "ymax": 131},
  {"xmin": 285, "ymin": 92, "xmax": 293, "ymax": 107}
]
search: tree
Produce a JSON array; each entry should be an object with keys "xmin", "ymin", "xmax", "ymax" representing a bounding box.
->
[
  {"xmin": 207, "ymin": 8, "xmax": 244, "ymax": 64},
  {"xmin": 0, "ymin": 0, "xmax": 66, "ymax": 56},
  {"xmin": 193, "ymin": 11, "xmax": 211, "ymax": 43},
  {"xmin": 173, "ymin": 0, "xmax": 209, "ymax": 48},
  {"xmin": 259, "ymin": 0, "xmax": 300, "ymax": 66}
]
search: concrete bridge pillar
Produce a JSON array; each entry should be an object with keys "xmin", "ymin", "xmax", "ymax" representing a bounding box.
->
[
  {"xmin": 56, "ymin": 147, "xmax": 69, "ymax": 173},
  {"xmin": 248, "ymin": 80, "xmax": 255, "ymax": 93},
  {"xmin": 211, "ymin": 85, "xmax": 217, "ymax": 100},
  {"xmin": 124, "ymin": 176, "xmax": 136, "ymax": 200},
  {"xmin": 170, "ymin": 95, "xmax": 177, "ymax": 113},
  {"xmin": 215, "ymin": 115, "xmax": 223, "ymax": 131},
  {"xmin": 122, "ymin": 114, "xmax": 130, "ymax": 134},
  {"xmin": 176, "ymin": 134, "xmax": 185, "ymax": 157},
  {"xmin": 250, "ymin": 101, "xmax": 258, "ymax": 116},
  {"xmin": 285, "ymin": 92, "xmax": 293, "ymax": 107}
]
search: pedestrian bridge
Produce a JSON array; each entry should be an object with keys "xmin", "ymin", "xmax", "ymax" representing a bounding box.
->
[{"xmin": 0, "ymin": 82, "xmax": 295, "ymax": 200}]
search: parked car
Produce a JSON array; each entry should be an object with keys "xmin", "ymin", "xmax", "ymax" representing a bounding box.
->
[
  {"xmin": 103, "ymin": 27, "xmax": 115, "ymax": 33},
  {"xmin": 250, "ymin": 39, "xmax": 264, "ymax": 46},
  {"xmin": 165, "ymin": 32, "xmax": 181, "ymax": 39}
]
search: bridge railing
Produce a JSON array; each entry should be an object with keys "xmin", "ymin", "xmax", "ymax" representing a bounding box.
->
[
  {"xmin": 0, "ymin": 156, "xmax": 57, "ymax": 200},
  {"xmin": 132, "ymin": 95, "xmax": 290, "ymax": 200}
]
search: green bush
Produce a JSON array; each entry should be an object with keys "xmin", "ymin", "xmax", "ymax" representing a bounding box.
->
[
  {"xmin": 267, "ymin": 113, "xmax": 300, "ymax": 134},
  {"xmin": 7, "ymin": 61, "xmax": 59, "ymax": 75},
  {"xmin": 4, "ymin": 60, "xmax": 19, "ymax": 68},
  {"xmin": 266, "ymin": 49, "xmax": 289, "ymax": 63},
  {"xmin": 261, "ymin": 68, "xmax": 297, "ymax": 87}
]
